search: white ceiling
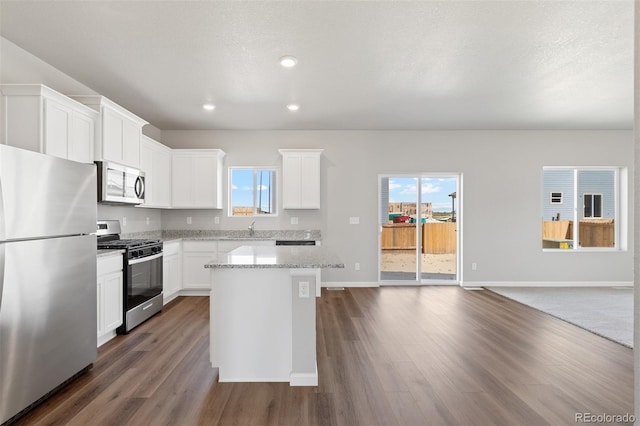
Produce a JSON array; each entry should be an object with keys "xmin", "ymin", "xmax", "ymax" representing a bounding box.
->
[{"xmin": 0, "ymin": 1, "xmax": 634, "ymax": 131}]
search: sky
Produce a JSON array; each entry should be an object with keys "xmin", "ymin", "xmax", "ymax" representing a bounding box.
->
[
  {"xmin": 388, "ymin": 177, "xmax": 457, "ymax": 212},
  {"xmin": 231, "ymin": 169, "xmax": 275, "ymax": 212}
]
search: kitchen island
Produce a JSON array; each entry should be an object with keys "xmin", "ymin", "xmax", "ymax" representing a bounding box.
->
[{"xmin": 205, "ymin": 245, "xmax": 343, "ymax": 386}]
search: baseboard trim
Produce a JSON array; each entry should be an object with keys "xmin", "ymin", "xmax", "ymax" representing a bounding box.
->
[
  {"xmin": 467, "ymin": 281, "xmax": 633, "ymax": 288},
  {"xmin": 178, "ymin": 289, "xmax": 210, "ymax": 296},
  {"xmin": 323, "ymin": 281, "xmax": 379, "ymax": 288},
  {"xmin": 290, "ymin": 364, "xmax": 318, "ymax": 387},
  {"xmin": 97, "ymin": 331, "xmax": 117, "ymax": 347}
]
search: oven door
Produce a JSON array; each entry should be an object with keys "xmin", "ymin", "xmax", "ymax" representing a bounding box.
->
[{"xmin": 126, "ymin": 253, "xmax": 163, "ymax": 311}]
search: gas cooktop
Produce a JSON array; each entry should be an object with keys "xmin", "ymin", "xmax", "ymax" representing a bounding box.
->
[{"xmin": 97, "ymin": 238, "xmax": 162, "ymax": 250}]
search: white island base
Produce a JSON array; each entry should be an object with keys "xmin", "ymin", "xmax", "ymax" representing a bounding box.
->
[{"xmin": 209, "ymin": 267, "xmax": 320, "ymax": 386}]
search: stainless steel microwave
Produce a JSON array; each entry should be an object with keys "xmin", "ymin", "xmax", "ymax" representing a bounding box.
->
[{"xmin": 95, "ymin": 161, "xmax": 145, "ymax": 205}]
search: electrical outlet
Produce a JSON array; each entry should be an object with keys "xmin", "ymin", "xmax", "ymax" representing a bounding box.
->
[
  {"xmin": 472, "ymin": 262, "xmax": 477, "ymax": 271},
  {"xmin": 146, "ymin": 217, "xmax": 150, "ymax": 225},
  {"xmin": 355, "ymin": 262, "xmax": 360, "ymax": 271},
  {"xmin": 122, "ymin": 217, "xmax": 127, "ymax": 227},
  {"xmin": 299, "ymin": 281, "xmax": 310, "ymax": 298},
  {"xmin": 349, "ymin": 217, "xmax": 360, "ymax": 225},
  {"xmin": 291, "ymin": 217, "xmax": 299, "ymax": 225},
  {"xmin": 187, "ymin": 216, "xmax": 192, "ymax": 225},
  {"xmin": 214, "ymin": 216, "xmax": 220, "ymax": 225}
]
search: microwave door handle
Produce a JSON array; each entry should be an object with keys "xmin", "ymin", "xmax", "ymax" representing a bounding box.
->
[{"xmin": 134, "ymin": 176, "xmax": 145, "ymax": 198}]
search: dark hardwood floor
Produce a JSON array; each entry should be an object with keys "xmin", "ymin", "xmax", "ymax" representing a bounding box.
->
[{"xmin": 14, "ymin": 287, "xmax": 633, "ymax": 425}]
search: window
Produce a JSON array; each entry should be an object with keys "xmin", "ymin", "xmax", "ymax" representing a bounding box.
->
[
  {"xmin": 550, "ymin": 192, "xmax": 563, "ymax": 204},
  {"xmin": 583, "ymin": 193, "xmax": 602, "ymax": 218},
  {"xmin": 229, "ymin": 168, "xmax": 277, "ymax": 216},
  {"xmin": 542, "ymin": 167, "xmax": 624, "ymax": 250}
]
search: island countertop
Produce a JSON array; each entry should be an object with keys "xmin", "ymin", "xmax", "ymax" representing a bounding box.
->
[{"xmin": 205, "ymin": 245, "xmax": 345, "ymax": 269}]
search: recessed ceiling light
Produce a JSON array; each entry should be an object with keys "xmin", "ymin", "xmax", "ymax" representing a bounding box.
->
[
  {"xmin": 279, "ymin": 56, "xmax": 298, "ymax": 68},
  {"xmin": 203, "ymin": 103, "xmax": 215, "ymax": 111},
  {"xmin": 287, "ymin": 104, "xmax": 300, "ymax": 112}
]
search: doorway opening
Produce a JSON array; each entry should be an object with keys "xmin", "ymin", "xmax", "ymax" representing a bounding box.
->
[{"xmin": 378, "ymin": 174, "xmax": 460, "ymax": 285}]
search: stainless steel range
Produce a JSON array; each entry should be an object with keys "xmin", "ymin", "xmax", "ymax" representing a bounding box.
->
[{"xmin": 97, "ymin": 220, "xmax": 163, "ymax": 334}]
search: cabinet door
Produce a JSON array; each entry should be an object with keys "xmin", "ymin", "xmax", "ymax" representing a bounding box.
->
[
  {"xmin": 102, "ymin": 270, "xmax": 124, "ymax": 332},
  {"xmin": 140, "ymin": 138, "xmax": 154, "ymax": 206},
  {"xmin": 163, "ymin": 254, "xmax": 182, "ymax": 302},
  {"xmin": 182, "ymin": 252, "xmax": 214, "ymax": 289},
  {"xmin": 172, "ymin": 155, "xmax": 192, "ymax": 207},
  {"xmin": 96, "ymin": 277, "xmax": 104, "ymax": 337},
  {"xmin": 194, "ymin": 156, "xmax": 218, "ymax": 207},
  {"xmin": 102, "ymin": 108, "xmax": 124, "ymax": 162},
  {"xmin": 171, "ymin": 150, "xmax": 224, "ymax": 209},
  {"xmin": 155, "ymin": 146, "xmax": 172, "ymax": 207},
  {"xmin": 282, "ymin": 154, "xmax": 302, "ymax": 208},
  {"xmin": 69, "ymin": 111, "xmax": 95, "ymax": 163},
  {"xmin": 43, "ymin": 98, "xmax": 71, "ymax": 160},
  {"xmin": 122, "ymin": 119, "xmax": 140, "ymax": 167},
  {"xmin": 300, "ymin": 153, "xmax": 321, "ymax": 208}
]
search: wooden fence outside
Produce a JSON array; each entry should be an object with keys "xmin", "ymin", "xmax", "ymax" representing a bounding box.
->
[
  {"xmin": 542, "ymin": 219, "xmax": 614, "ymax": 247},
  {"xmin": 381, "ymin": 223, "xmax": 457, "ymax": 254}
]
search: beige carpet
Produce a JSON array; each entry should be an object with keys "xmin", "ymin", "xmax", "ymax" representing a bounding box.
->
[{"xmin": 488, "ymin": 286, "xmax": 633, "ymax": 348}]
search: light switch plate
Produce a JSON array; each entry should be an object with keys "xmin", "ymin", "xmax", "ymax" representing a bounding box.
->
[
  {"xmin": 349, "ymin": 217, "xmax": 360, "ymax": 225},
  {"xmin": 214, "ymin": 216, "xmax": 220, "ymax": 225},
  {"xmin": 291, "ymin": 217, "xmax": 299, "ymax": 225}
]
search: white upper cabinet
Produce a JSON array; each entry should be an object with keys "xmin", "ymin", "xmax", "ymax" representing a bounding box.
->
[
  {"xmin": 140, "ymin": 135, "xmax": 172, "ymax": 208},
  {"xmin": 171, "ymin": 149, "xmax": 226, "ymax": 209},
  {"xmin": 279, "ymin": 149, "xmax": 323, "ymax": 209},
  {"xmin": 1, "ymin": 84, "xmax": 97, "ymax": 163},
  {"xmin": 71, "ymin": 95, "xmax": 147, "ymax": 168}
]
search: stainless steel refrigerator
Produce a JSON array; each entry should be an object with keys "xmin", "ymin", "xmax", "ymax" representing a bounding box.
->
[{"xmin": 0, "ymin": 145, "xmax": 98, "ymax": 424}]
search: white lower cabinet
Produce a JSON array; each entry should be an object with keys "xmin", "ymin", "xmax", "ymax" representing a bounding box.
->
[
  {"xmin": 182, "ymin": 241, "xmax": 218, "ymax": 290},
  {"xmin": 163, "ymin": 241, "xmax": 182, "ymax": 304},
  {"xmin": 97, "ymin": 254, "xmax": 124, "ymax": 347},
  {"xmin": 216, "ymin": 240, "xmax": 275, "ymax": 254},
  {"xmin": 166, "ymin": 239, "xmax": 276, "ymax": 296}
]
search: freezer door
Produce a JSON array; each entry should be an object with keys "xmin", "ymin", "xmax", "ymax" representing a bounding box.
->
[
  {"xmin": 0, "ymin": 235, "xmax": 97, "ymax": 424},
  {"xmin": 0, "ymin": 144, "xmax": 97, "ymax": 241}
]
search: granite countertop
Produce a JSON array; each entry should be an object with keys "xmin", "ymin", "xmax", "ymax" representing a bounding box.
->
[
  {"xmin": 121, "ymin": 229, "xmax": 321, "ymax": 243},
  {"xmin": 205, "ymin": 245, "xmax": 344, "ymax": 269},
  {"xmin": 97, "ymin": 249, "xmax": 125, "ymax": 258}
]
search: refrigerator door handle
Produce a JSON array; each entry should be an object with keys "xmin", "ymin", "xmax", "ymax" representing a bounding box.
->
[
  {"xmin": 0, "ymin": 244, "xmax": 5, "ymax": 310},
  {"xmin": 0, "ymin": 171, "xmax": 5, "ymax": 242}
]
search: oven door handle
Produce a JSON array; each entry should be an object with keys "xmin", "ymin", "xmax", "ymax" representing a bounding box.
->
[{"xmin": 128, "ymin": 252, "xmax": 163, "ymax": 265}]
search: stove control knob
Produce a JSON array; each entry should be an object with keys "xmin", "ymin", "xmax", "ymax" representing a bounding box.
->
[{"xmin": 131, "ymin": 251, "xmax": 139, "ymax": 258}]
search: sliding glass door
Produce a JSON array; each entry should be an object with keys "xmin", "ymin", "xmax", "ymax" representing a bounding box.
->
[{"xmin": 379, "ymin": 174, "xmax": 459, "ymax": 285}]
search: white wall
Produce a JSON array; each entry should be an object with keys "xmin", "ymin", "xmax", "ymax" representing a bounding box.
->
[
  {"xmin": 97, "ymin": 205, "xmax": 162, "ymax": 235},
  {"xmin": 162, "ymin": 130, "xmax": 634, "ymax": 286}
]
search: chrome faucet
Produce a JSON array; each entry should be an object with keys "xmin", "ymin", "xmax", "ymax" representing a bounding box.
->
[{"xmin": 248, "ymin": 221, "xmax": 255, "ymax": 236}]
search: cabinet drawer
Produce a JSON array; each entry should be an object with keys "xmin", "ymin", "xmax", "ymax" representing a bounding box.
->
[
  {"xmin": 183, "ymin": 240, "xmax": 218, "ymax": 252},
  {"xmin": 217, "ymin": 240, "xmax": 275, "ymax": 253},
  {"xmin": 97, "ymin": 254, "xmax": 123, "ymax": 276},
  {"xmin": 163, "ymin": 241, "xmax": 181, "ymax": 256}
]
